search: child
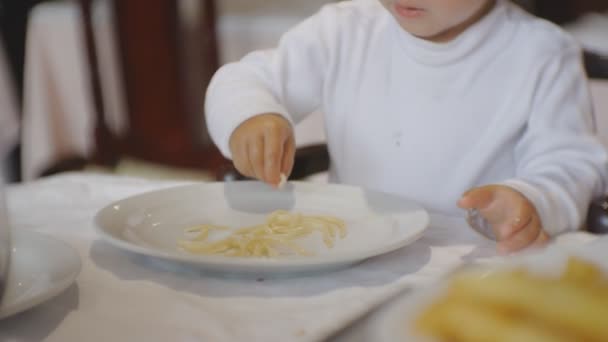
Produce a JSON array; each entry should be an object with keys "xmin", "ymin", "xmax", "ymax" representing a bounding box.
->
[{"xmin": 205, "ymin": 0, "xmax": 608, "ymax": 253}]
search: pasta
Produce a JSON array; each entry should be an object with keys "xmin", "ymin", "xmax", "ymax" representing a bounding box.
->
[
  {"xmin": 178, "ymin": 210, "xmax": 347, "ymax": 257},
  {"xmin": 277, "ymin": 173, "xmax": 287, "ymax": 189}
]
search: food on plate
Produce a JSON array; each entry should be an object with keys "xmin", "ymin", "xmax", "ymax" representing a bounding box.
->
[
  {"xmin": 277, "ymin": 173, "xmax": 287, "ymax": 189},
  {"xmin": 414, "ymin": 257, "xmax": 608, "ymax": 342},
  {"xmin": 178, "ymin": 210, "xmax": 346, "ymax": 257}
]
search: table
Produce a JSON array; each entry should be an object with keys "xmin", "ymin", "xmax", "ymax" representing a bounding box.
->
[
  {"xmin": 0, "ymin": 173, "xmax": 596, "ymax": 342},
  {"xmin": 0, "ymin": 173, "xmax": 601, "ymax": 341},
  {"xmin": 20, "ymin": 1, "xmax": 125, "ymax": 181},
  {"xmin": 0, "ymin": 172, "xmax": 546, "ymax": 341}
]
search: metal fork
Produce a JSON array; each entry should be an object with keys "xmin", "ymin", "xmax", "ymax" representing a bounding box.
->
[{"xmin": 466, "ymin": 208, "xmax": 497, "ymax": 241}]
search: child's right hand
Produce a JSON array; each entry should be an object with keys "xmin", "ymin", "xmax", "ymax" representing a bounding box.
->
[{"xmin": 229, "ymin": 114, "xmax": 295, "ymax": 187}]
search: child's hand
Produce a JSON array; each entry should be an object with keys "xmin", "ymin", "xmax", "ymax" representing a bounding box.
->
[
  {"xmin": 457, "ymin": 185, "xmax": 550, "ymax": 254},
  {"xmin": 229, "ymin": 114, "xmax": 295, "ymax": 187}
]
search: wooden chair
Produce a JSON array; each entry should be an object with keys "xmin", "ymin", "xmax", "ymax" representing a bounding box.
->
[
  {"xmin": 583, "ymin": 51, "xmax": 608, "ymax": 234},
  {"xmin": 71, "ymin": 0, "xmax": 228, "ymax": 178}
]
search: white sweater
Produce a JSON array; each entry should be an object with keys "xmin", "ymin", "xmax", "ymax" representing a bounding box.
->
[{"xmin": 205, "ymin": 0, "xmax": 608, "ymax": 235}]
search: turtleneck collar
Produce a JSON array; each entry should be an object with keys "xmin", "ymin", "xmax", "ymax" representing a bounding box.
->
[{"xmin": 390, "ymin": 0, "xmax": 509, "ymax": 66}]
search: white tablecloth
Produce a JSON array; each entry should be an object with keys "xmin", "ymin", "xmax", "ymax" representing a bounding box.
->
[
  {"xmin": 21, "ymin": 1, "xmax": 126, "ymax": 181},
  {"xmin": 0, "ymin": 173, "xmax": 600, "ymax": 341},
  {"xmin": 0, "ymin": 174, "xmax": 516, "ymax": 342},
  {"xmin": 20, "ymin": 0, "xmax": 328, "ymax": 181}
]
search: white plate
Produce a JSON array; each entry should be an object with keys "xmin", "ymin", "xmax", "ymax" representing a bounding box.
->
[
  {"xmin": 94, "ymin": 181, "xmax": 429, "ymax": 275},
  {"xmin": 0, "ymin": 230, "xmax": 81, "ymax": 319}
]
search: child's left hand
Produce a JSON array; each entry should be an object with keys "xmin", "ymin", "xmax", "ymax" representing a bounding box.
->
[{"xmin": 457, "ymin": 185, "xmax": 550, "ymax": 254}]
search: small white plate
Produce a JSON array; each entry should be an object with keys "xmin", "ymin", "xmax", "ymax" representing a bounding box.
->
[
  {"xmin": 94, "ymin": 181, "xmax": 429, "ymax": 275},
  {"xmin": 0, "ymin": 230, "xmax": 81, "ymax": 319}
]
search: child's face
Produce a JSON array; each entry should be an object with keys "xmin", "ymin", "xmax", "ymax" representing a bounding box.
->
[{"xmin": 379, "ymin": 0, "xmax": 494, "ymax": 42}]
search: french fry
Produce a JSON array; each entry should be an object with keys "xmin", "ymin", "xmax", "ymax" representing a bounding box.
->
[
  {"xmin": 415, "ymin": 257, "xmax": 608, "ymax": 342},
  {"xmin": 561, "ymin": 257, "xmax": 603, "ymax": 284},
  {"xmin": 416, "ymin": 295, "xmax": 571, "ymax": 342},
  {"xmin": 455, "ymin": 274, "xmax": 608, "ymax": 340}
]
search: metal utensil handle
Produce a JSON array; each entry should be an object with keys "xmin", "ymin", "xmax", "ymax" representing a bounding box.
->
[{"xmin": 466, "ymin": 208, "xmax": 497, "ymax": 241}]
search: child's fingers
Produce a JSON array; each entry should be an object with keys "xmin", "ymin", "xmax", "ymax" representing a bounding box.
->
[
  {"xmin": 281, "ymin": 135, "xmax": 295, "ymax": 177},
  {"xmin": 247, "ymin": 135, "xmax": 265, "ymax": 181},
  {"xmin": 263, "ymin": 130, "xmax": 284, "ymax": 185},
  {"xmin": 497, "ymin": 215, "xmax": 541, "ymax": 254},
  {"xmin": 492, "ymin": 203, "xmax": 533, "ymax": 240},
  {"xmin": 232, "ymin": 140, "xmax": 254, "ymax": 179},
  {"xmin": 532, "ymin": 229, "xmax": 550, "ymax": 247},
  {"xmin": 457, "ymin": 186, "xmax": 496, "ymax": 210},
  {"xmin": 228, "ymin": 114, "xmax": 293, "ymax": 183}
]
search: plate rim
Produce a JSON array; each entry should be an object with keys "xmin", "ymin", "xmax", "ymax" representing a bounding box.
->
[
  {"xmin": 94, "ymin": 181, "xmax": 430, "ymax": 269},
  {"xmin": 0, "ymin": 229, "xmax": 82, "ymax": 319}
]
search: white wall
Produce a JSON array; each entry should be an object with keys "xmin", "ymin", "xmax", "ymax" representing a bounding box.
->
[{"xmin": 217, "ymin": 0, "xmax": 334, "ymax": 63}]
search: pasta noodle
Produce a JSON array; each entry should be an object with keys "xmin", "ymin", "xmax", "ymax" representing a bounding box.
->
[
  {"xmin": 277, "ymin": 173, "xmax": 287, "ymax": 189},
  {"xmin": 178, "ymin": 210, "xmax": 347, "ymax": 257}
]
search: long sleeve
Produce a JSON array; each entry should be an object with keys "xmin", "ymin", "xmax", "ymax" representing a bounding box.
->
[
  {"xmin": 203, "ymin": 0, "xmax": 606, "ymax": 228},
  {"xmin": 205, "ymin": 5, "xmax": 342, "ymax": 158},
  {"xmin": 502, "ymin": 47, "xmax": 608, "ymax": 235}
]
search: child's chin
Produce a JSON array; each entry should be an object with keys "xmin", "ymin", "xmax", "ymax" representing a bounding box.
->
[
  {"xmin": 411, "ymin": 32, "xmax": 439, "ymax": 40},
  {"xmin": 398, "ymin": 23, "xmax": 439, "ymax": 39},
  {"xmin": 399, "ymin": 23, "xmax": 457, "ymax": 42}
]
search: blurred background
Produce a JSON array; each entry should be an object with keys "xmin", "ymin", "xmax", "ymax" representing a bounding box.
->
[{"xmin": 0, "ymin": 0, "xmax": 606, "ymax": 184}]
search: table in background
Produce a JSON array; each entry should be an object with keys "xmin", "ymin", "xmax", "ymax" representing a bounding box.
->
[{"xmin": 20, "ymin": 0, "xmax": 328, "ymax": 181}]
